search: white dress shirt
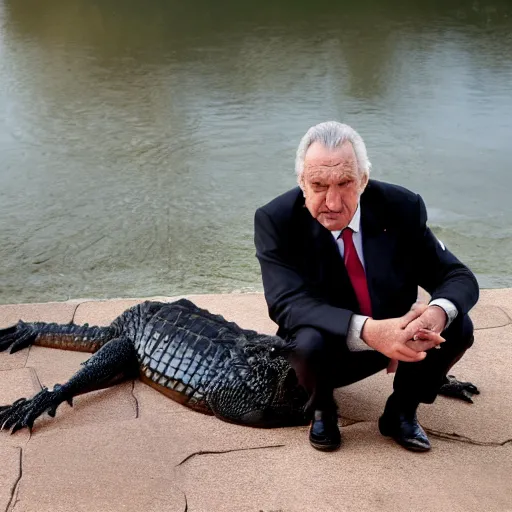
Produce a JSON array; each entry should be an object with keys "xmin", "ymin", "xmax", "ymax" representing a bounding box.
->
[{"xmin": 330, "ymin": 203, "xmax": 458, "ymax": 351}]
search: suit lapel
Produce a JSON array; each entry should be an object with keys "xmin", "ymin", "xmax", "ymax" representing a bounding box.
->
[{"xmin": 302, "ymin": 206, "xmax": 359, "ymax": 308}]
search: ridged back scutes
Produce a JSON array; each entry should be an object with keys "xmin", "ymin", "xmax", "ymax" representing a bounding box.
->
[
  {"xmin": 133, "ymin": 299, "xmax": 255, "ymax": 347},
  {"xmin": 129, "ymin": 300, "xmax": 283, "ymax": 404}
]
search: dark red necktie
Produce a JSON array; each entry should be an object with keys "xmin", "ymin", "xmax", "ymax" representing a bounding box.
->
[
  {"xmin": 341, "ymin": 228, "xmax": 398, "ymax": 373},
  {"xmin": 341, "ymin": 228, "xmax": 372, "ymax": 316}
]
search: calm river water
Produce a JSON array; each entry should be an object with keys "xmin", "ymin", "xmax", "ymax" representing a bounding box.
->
[{"xmin": 1, "ymin": 0, "xmax": 511, "ymax": 304}]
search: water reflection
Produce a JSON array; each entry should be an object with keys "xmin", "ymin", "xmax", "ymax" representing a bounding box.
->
[{"xmin": 1, "ymin": 0, "xmax": 512, "ymax": 303}]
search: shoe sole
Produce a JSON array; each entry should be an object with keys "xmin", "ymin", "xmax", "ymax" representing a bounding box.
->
[{"xmin": 309, "ymin": 440, "xmax": 341, "ymax": 451}]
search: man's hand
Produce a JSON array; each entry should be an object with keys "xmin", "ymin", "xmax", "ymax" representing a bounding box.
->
[
  {"xmin": 361, "ymin": 304, "xmax": 445, "ymax": 362},
  {"xmin": 405, "ymin": 306, "xmax": 447, "ymax": 352}
]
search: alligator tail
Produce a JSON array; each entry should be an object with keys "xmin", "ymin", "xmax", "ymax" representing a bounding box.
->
[{"xmin": 0, "ymin": 321, "xmax": 117, "ymax": 354}]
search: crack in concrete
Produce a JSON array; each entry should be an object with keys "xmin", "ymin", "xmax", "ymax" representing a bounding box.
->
[
  {"xmin": 5, "ymin": 447, "xmax": 22, "ymax": 512},
  {"xmin": 0, "ymin": 347, "xmax": 31, "ymax": 370},
  {"xmin": 475, "ymin": 323, "xmax": 511, "ymax": 331},
  {"xmin": 70, "ymin": 303, "xmax": 80, "ymax": 325},
  {"xmin": 474, "ymin": 306, "xmax": 512, "ymax": 330},
  {"xmin": 176, "ymin": 444, "xmax": 286, "ymax": 467},
  {"xmin": 130, "ymin": 380, "xmax": 139, "ymax": 419},
  {"xmin": 175, "ymin": 445, "xmax": 285, "ymax": 509},
  {"xmin": 337, "ymin": 416, "xmax": 367, "ymax": 426},
  {"xmin": 497, "ymin": 306, "xmax": 512, "ymax": 324},
  {"xmin": 425, "ymin": 428, "xmax": 512, "ymax": 447},
  {"xmin": 339, "ymin": 417, "xmax": 366, "ymax": 427},
  {"xmin": 26, "ymin": 367, "xmax": 43, "ymax": 393},
  {"xmin": 339, "ymin": 416, "xmax": 511, "ymax": 447}
]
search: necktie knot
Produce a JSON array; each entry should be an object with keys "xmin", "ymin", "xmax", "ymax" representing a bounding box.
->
[{"xmin": 341, "ymin": 227, "xmax": 354, "ymax": 244}]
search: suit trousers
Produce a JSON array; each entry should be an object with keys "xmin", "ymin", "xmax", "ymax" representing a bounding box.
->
[{"xmin": 288, "ymin": 313, "xmax": 474, "ymax": 412}]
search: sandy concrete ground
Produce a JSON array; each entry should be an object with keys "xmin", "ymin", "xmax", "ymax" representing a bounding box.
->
[{"xmin": 0, "ymin": 290, "xmax": 511, "ymax": 512}]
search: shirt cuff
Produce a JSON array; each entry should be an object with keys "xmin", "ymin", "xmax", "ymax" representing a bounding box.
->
[
  {"xmin": 347, "ymin": 314, "xmax": 374, "ymax": 352},
  {"xmin": 429, "ymin": 298, "xmax": 458, "ymax": 330}
]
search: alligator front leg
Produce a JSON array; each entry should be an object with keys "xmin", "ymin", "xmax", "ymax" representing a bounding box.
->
[
  {"xmin": 0, "ymin": 387, "xmax": 72, "ymax": 433},
  {"xmin": 0, "ymin": 336, "xmax": 138, "ymax": 433}
]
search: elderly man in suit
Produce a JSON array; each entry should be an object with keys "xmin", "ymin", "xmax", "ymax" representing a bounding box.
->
[{"xmin": 254, "ymin": 121, "xmax": 478, "ymax": 452}]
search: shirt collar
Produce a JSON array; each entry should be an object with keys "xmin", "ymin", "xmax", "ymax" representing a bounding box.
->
[{"xmin": 331, "ymin": 202, "xmax": 361, "ymax": 240}]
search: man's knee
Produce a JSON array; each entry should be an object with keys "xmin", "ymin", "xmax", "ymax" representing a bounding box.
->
[
  {"xmin": 291, "ymin": 327, "xmax": 329, "ymax": 362},
  {"xmin": 444, "ymin": 314, "xmax": 474, "ymax": 350}
]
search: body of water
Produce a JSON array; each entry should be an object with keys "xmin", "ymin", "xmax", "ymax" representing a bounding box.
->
[{"xmin": 1, "ymin": 0, "xmax": 511, "ymax": 303}]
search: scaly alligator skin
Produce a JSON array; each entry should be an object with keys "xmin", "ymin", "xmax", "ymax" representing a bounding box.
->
[
  {"xmin": 0, "ymin": 299, "xmax": 309, "ymax": 432},
  {"xmin": 0, "ymin": 298, "xmax": 478, "ymax": 433}
]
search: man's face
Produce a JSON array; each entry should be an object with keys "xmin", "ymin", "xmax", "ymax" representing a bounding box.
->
[{"xmin": 300, "ymin": 141, "xmax": 368, "ymax": 231}]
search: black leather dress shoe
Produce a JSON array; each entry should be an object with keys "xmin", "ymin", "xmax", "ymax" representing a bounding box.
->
[
  {"xmin": 309, "ymin": 410, "xmax": 341, "ymax": 451},
  {"xmin": 378, "ymin": 411, "xmax": 431, "ymax": 452}
]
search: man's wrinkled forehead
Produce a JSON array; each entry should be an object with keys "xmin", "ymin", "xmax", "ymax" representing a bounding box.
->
[
  {"xmin": 304, "ymin": 158, "xmax": 357, "ymax": 174},
  {"xmin": 303, "ymin": 157, "xmax": 358, "ymax": 184},
  {"xmin": 303, "ymin": 142, "xmax": 358, "ymax": 175}
]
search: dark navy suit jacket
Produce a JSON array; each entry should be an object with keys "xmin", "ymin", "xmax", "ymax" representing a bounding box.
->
[{"xmin": 254, "ymin": 179, "xmax": 479, "ymax": 341}]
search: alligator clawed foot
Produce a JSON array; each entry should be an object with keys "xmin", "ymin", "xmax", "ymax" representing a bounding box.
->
[
  {"xmin": 438, "ymin": 375, "xmax": 480, "ymax": 403},
  {"xmin": 0, "ymin": 322, "xmax": 37, "ymax": 354},
  {"xmin": 0, "ymin": 387, "xmax": 66, "ymax": 434}
]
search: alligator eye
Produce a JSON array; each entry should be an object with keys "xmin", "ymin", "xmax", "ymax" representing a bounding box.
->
[{"xmin": 247, "ymin": 357, "xmax": 256, "ymax": 365}]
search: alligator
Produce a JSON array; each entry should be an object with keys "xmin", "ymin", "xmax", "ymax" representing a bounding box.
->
[{"xmin": 0, "ymin": 298, "xmax": 478, "ymax": 433}]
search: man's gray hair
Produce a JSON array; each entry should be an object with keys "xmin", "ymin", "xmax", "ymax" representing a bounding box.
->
[{"xmin": 295, "ymin": 121, "xmax": 372, "ymax": 178}]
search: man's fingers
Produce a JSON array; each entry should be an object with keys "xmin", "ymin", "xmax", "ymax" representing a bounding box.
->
[
  {"xmin": 392, "ymin": 348, "xmax": 427, "ymax": 363},
  {"xmin": 405, "ymin": 339, "xmax": 438, "ymax": 352},
  {"xmin": 403, "ymin": 319, "xmax": 422, "ymax": 339},
  {"xmin": 400, "ymin": 303, "xmax": 428, "ymax": 328},
  {"xmin": 416, "ymin": 329, "xmax": 445, "ymax": 344},
  {"xmin": 392, "ymin": 343, "xmax": 427, "ymax": 362}
]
